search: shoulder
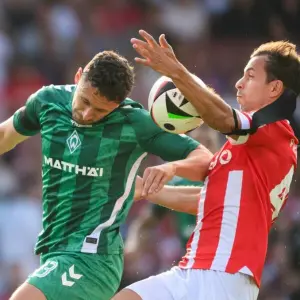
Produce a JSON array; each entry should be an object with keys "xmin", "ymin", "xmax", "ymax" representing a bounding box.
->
[
  {"xmin": 29, "ymin": 84, "xmax": 75, "ymax": 105},
  {"xmin": 228, "ymin": 119, "xmax": 296, "ymax": 147},
  {"xmin": 119, "ymin": 98, "xmax": 151, "ymax": 123}
]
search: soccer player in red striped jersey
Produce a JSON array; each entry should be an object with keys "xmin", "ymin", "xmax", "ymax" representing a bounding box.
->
[{"xmin": 112, "ymin": 33, "xmax": 300, "ymax": 300}]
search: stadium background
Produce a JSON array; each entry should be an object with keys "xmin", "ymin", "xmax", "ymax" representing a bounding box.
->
[{"xmin": 0, "ymin": 0, "xmax": 299, "ymax": 299}]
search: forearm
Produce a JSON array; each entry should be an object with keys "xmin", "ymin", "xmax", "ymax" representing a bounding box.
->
[
  {"xmin": 0, "ymin": 131, "xmax": 16, "ymax": 155},
  {"xmin": 148, "ymin": 185, "xmax": 201, "ymax": 215},
  {"xmin": 168, "ymin": 145, "xmax": 213, "ymax": 181},
  {"xmin": 170, "ymin": 64, "xmax": 235, "ymax": 133}
]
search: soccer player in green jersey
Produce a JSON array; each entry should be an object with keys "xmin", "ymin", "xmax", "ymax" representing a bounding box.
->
[{"xmin": 0, "ymin": 51, "xmax": 213, "ymax": 300}]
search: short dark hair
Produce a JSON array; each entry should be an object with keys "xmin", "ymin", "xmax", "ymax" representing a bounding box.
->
[
  {"xmin": 84, "ymin": 51, "xmax": 134, "ymax": 103},
  {"xmin": 251, "ymin": 41, "xmax": 300, "ymax": 94}
]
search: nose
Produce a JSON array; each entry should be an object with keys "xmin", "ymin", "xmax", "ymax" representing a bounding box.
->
[
  {"xmin": 82, "ymin": 108, "xmax": 94, "ymax": 122},
  {"xmin": 235, "ymin": 77, "xmax": 244, "ymax": 90}
]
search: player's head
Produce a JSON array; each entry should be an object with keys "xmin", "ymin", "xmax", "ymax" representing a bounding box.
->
[
  {"xmin": 72, "ymin": 51, "xmax": 134, "ymax": 124},
  {"xmin": 235, "ymin": 41, "xmax": 300, "ymax": 112}
]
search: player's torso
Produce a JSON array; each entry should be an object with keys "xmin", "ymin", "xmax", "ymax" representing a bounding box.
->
[
  {"xmin": 37, "ymin": 85, "xmax": 146, "ymax": 254},
  {"xmin": 180, "ymin": 120, "xmax": 297, "ymax": 285}
]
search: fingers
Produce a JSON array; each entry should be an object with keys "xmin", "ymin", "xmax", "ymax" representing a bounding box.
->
[
  {"xmin": 132, "ymin": 43, "xmax": 152, "ymax": 66},
  {"xmin": 130, "ymin": 38, "xmax": 148, "ymax": 48},
  {"xmin": 159, "ymin": 34, "xmax": 170, "ymax": 49},
  {"xmin": 132, "ymin": 43, "xmax": 149, "ymax": 58},
  {"xmin": 134, "ymin": 57, "xmax": 151, "ymax": 66},
  {"xmin": 153, "ymin": 175, "xmax": 167, "ymax": 194},
  {"xmin": 142, "ymin": 168, "xmax": 165, "ymax": 196},
  {"xmin": 139, "ymin": 30, "xmax": 159, "ymax": 48}
]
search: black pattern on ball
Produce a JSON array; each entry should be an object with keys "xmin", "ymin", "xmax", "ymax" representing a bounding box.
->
[
  {"xmin": 164, "ymin": 123, "xmax": 175, "ymax": 131},
  {"xmin": 166, "ymin": 94, "xmax": 193, "ymax": 117}
]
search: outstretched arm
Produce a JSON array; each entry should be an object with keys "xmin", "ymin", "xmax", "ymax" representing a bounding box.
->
[
  {"xmin": 131, "ymin": 30, "xmax": 240, "ymax": 134},
  {"xmin": 0, "ymin": 115, "xmax": 29, "ymax": 155},
  {"xmin": 142, "ymin": 144, "xmax": 212, "ymax": 195},
  {"xmin": 135, "ymin": 176, "xmax": 201, "ymax": 215},
  {"xmin": 148, "ymin": 185, "xmax": 201, "ymax": 215}
]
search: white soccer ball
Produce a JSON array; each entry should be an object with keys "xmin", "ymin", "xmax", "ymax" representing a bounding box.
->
[{"xmin": 148, "ymin": 75, "xmax": 204, "ymax": 134}]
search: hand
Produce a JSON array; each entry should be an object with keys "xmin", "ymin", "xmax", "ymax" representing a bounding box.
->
[
  {"xmin": 142, "ymin": 163, "xmax": 176, "ymax": 197},
  {"xmin": 130, "ymin": 30, "xmax": 181, "ymax": 77},
  {"xmin": 133, "ymin": 176, "xmax": 143, "ymax": 201}
]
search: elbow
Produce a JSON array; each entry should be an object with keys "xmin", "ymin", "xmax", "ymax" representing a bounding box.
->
[
  {"xmin": 188, "ymin": 206, "xmax": 198, "ymax": 216},
  {"xmin": 189, "ymin": 147, "xmax": 213, "ymax": 181},
  {"xmin": 187, "ymin": 194, "xmax": 201, "ymax": 215},
  {"xmin": 201, "ymin": 108, "xmax": 235, "ymax": 134},
  {"xmin": 0, "ymin": 141, "xmax": 16, "ymax": 156}
]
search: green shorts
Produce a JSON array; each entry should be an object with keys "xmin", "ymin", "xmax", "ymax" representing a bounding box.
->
[{"xmin": 27, "ymin": 252, "xmax": 123, "ymax": 300}]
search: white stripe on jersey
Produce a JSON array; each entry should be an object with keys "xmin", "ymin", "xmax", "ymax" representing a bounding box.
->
[
  {"xmin": 210, "ymin": 170, "xmax": 243, "ymax": 270},
  {"xmin": 81, "ymin": 152, "xmax": 147, "ymax": 253},
  {"xmin": 235, "ymin": 110, "xmax": 251, "ymax": 130},
  {"xmin": 185, "ymin": 177, "xmax": 208, "ymax": 268}
]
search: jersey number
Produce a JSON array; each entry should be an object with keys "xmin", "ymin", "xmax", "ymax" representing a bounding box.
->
[
  {"xmin": 269, "ymin": 166, "xmax": 294, "ymax": 221},
  {"xmin": 31, "ymin": 260, "xmax": 58, "ymax": 278}
]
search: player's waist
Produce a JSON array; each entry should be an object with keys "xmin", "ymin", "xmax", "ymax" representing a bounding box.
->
[{"xmin": 178, "ymin": 257, "xmax": 262, "ymax": 287}]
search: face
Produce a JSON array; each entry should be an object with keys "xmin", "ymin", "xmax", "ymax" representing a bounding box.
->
[
  {"xmin": 235, "ymin": 55, "xmax": 283, "ymax": 112},
  {"xmin": 72, "ymin": 70, "xmax": 119, "ymax": 125}
]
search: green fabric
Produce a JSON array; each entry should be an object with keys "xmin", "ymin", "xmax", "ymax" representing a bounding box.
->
[
  {"xmin": 13, "ymin": 84, "xmax": 199, "ymax": 255},
  {"xmin": 27, "ymin": 251, "xmax": 123, "ymax": 300}
]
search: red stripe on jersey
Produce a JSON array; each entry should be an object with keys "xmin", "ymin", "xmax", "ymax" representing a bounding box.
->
[{"xmin": 241, "ymin": 112, "xmax": 252, "ymax": 125}]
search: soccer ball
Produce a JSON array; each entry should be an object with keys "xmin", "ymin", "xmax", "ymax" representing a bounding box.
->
[{"xmin": 148, "ymin": 75, "xmax": 204, "ymax": 134}]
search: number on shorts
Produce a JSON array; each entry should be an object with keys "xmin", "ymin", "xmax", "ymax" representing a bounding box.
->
[{"xmin": 30, "ymin": 260, "xmax": 58, "ymax": 278}]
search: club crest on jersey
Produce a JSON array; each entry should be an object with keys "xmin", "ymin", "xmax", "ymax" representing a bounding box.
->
[{"xmin": 67, "ymin": 130, "xmax": 81, "ymax": 153}]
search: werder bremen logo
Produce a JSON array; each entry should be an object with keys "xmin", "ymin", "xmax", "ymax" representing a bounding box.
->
[{"xmin": 67, "ymin": 130, "xmax": 81, "ymax": 153}]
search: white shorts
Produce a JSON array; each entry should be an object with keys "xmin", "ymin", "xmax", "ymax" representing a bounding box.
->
[{"xmin": 127, "ymin": 267, "xmax": 259, "ymax": 300}]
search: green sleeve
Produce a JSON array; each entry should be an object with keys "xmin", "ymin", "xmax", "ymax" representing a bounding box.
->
[
  {"xmin": 129, "ymin": 109, "xmax": 200, "ymax": 161},
  {"xmin": 13, "ymin": 88, "xmax": 43, "ymax": 136}
]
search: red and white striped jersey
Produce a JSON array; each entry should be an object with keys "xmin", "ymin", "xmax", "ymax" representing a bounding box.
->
[{"xmin": 179, "ymin": 111, "xmax": 298, "ymax": 286}]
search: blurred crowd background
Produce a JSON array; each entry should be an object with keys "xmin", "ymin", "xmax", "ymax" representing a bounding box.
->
[{"xmin": 0, "ymin": 0, "xmax": 300, "ymax": 299}]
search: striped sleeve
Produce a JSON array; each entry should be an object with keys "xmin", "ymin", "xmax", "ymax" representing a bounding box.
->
[
  {"xmin": 227, "ymin": 110, "xmax": 253, "ymax": 145},
  {"xmin": 235, "ymin": 110, "xmax": 252, "ymax": 130}
]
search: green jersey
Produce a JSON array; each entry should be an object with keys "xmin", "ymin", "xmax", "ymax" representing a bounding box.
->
[
  {"xmin": 152, "ymin": 177, "xmax": 203, "ymax": 247},
  {"xmin": 13, "ymin": 84, "xmax": 199, "ymax": 255}
]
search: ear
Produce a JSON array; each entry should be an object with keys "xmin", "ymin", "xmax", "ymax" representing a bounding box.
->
[
  {"xmin": 270, "ymin": 80, "xmax": 284, "ymax": 98},
  {"xmin": 74, "ymin": 67, "xmax": 83, "ymax": 84}
]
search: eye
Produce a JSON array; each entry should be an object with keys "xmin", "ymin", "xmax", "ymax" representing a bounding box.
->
[{"xmin": 81, "ymin": 98, "xmax": 89, "ymax": 105}]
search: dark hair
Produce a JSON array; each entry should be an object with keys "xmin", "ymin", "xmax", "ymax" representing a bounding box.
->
[
  {"xmin": 84, "ymin": 51, "xmax": 134, "ymax": 103},
  {"xmin": 251, "ymin": 41, "xmax": 300, "ymax": 94}
]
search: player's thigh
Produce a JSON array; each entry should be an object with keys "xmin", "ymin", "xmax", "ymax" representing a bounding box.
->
[
  {"xmin": 112, "ymin": 289, "xmax": 142, "ymax": 300},
  {"xmin": 190, "ymin": 269, "xmax": 259, "ymax": 300},
  {"xmin": 118, "ymin": 267, "xmax": 259, "ymax": 300},
  {"xmin": 27, "ymin": 252, "xmax": 123, "ymax": 300},
  {"xmin": 117, "ymin": 267, "xmax": 187, "ymax": 300},
  {"xmin": 10, "ymin": 282, "xmax": 46, "ymax": 300}
]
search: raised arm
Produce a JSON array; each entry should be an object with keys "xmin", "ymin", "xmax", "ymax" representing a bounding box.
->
[
  {"xmin": 131, "ymin": 30, "xmax": 241, "ymax": 134},
  {"xmin": 0, "ymin": 115, "xmax": 29, "ymax": 155},
  {"xmin": 148, "ymin": 185, "xmax": 201, "ymax": 215}
]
